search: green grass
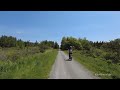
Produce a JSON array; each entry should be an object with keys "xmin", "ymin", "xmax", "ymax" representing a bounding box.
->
[
  {"xmin": 0, "ymin": 47, "xmax": 40, "ymax": 61},
  {"xmin": 0, "ymin": 49, "xmax": 58, "ymax": 79},
  {"xmin": 64, "ymin": 50, "xmax": 120, "ymax": 79}
]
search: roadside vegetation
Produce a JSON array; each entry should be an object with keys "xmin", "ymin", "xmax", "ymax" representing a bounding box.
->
[
  {"xmin": 61, "ymin": 36, "xmax": 120, "ymax": 79},
  {"xmin": 0, "ymin": 35, "xmax": 59, "ymax": 79}
]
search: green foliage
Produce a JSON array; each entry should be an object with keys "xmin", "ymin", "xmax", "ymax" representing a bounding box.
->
[
  {"xmin": 104, "ymin": 52, "xmax": 119, "ymax": 64},
  {"xmin": 78, "ymin": 37, "xmax": 92, "ymax": 50},
  {"xmin": 61, "ymin": 36, "xmax": 82, "ymax": 50},
  {"xmin": 61, "ymin": 36, "xmax": 120, "ymax": 64},
  {"xmin": 0, "ymin": 35, "xmax": 59, "ymax": 51},
  {"xmin": 88, "ymin": 48, "xmax": 105, "ymax": 58},
  {"xmin": 0, "ymin": 35, "xmax": 17, "ymax": 47},
  {"xmin": 63, "ymin": 36, "xmax": 120, "ymax": 79},
  {"xmin": 39, "ymin": 44, "xmax": 49, "ymax": 53},
  {"xmin": 39, "ymin": 40, "xmax": 59, "ymax": 53},
  {"xmin": 54, "ymin": 42, "xmax": 59, "ymax": 49},
  {"xmin": 0, "ymin": 47, "xmax": 40, "ymax": 61},
  {"xmin": 34, "ymin": 40, "xmax": 39, "ymax": 46},
  {"xmin": 17, "ymin": 39, "xmax": 25, "ymax": 49},
  {"xmin": 0, "ymin": 49, "xmax": 58, "ymax": 79},
  {"xmin": 65, "ymin": 50, "xmax": 120, "ymax": 79}
]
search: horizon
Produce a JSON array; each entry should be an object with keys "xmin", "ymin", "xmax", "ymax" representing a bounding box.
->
[{"xmin": 0, "ymin": 11, "xmax": 120, "ymax": 45}]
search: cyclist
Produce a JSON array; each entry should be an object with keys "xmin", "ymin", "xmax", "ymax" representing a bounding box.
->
[{"xmin": 68, "ymin": 46, "xmax": 72, "ymax": 60}]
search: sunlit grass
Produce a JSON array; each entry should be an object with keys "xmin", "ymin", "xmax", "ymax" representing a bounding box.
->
[
  {"xmin": 64, "ymin": 50, "xmax": 120, "ymax": 79},
  {"xmin": 0, "ymin": 49, "xmax": 58, "ymax": 79}
]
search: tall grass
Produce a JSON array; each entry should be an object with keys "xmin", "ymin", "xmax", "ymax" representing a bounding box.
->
[
  {"xmin": 0, "ymin": 49, "xmax": 58, "ymax": 79},
  {"xmin": 64, "ymin": 50, "xmax": 120, "ymax": 79},
  {"xmin": 0, "ymin": 47, "xmax": 40, "ymax": 61}
]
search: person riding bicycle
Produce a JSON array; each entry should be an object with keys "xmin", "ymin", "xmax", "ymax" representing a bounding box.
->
[{"xmin": 68, "ymin": 46, "xmax": 72, "ymax": 60}]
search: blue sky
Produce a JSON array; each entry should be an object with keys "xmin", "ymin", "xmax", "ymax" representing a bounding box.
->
[{"xmin": 0, "ymin": 11, "xmax": 120, "ymax": 45}]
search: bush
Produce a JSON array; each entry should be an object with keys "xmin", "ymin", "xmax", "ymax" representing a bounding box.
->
[
  {"xmin": 39, "ymin": 48, "xmax": 45, "ymax": 53},
  {"xmin": 26, "ymin": 47, "xmax": 40, "ymax": 54},
  {"xmin": 7, "ymin": 52, "xmax": 20, "ymax": 61},
  {"xmin": 0, "ymin": 52, "xmax": 7, "ymax": 61},
  {"xmin": 88, "ymin": 48, "xmax": 106, "ymax": 58},
  {"xmin": 104, "ymin": 52, "xmax": 119, "ymax": 64},
  {"xmin": 106, "ymin": 60, "xmax": 112, "ymax": 65},
  {"xmin": 80, "ymin": 48, "xmax": 104, "ymax": 58},
  {"xmin": 39, "ymin": 44, "xmax": 50, "ymax": 53}
]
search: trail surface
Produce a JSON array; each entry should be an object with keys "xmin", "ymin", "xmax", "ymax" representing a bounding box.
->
[{"xmin": 49, "ymin": 51, "xmax": 100, "ymax": 79}]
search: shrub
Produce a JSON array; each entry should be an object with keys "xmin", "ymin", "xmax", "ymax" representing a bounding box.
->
[
  {"xmin": 104, "ymin": 52, "xmax": 119, "ymax": 64},
  {"xmin": 106, "ymin": 60, "xmax": 112, "ymax": 65},
  {"xmin": 0, "ymin": 52, "xmax": 7, "ymax": 61},
  {"xmin": 39, "ymin": 48, "xmax": 45, "ymax": 53},
  {"xmin": 7, "ymin": 52, "xmax": 20, "ymax": 61},
  {"xmin": 39, "ymin": 44, "xmax": 50, "ymax": 53}
]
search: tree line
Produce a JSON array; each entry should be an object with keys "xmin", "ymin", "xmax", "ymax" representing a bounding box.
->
[
  {"xmin": 60, "ymin": 36, "xmax": 120, "ymax": 64},
  {"xmin": 0, "ymin": 35, "xmax": 59, "ymax": 50}
]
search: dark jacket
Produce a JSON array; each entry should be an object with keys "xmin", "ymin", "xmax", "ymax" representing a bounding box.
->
[{"xmin": 68, "ymin": 47, "xmax": 72, "ymax": 54}]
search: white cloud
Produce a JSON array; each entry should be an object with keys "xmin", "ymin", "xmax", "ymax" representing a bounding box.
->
[{"xmin": 16, "ymin": 31, "xmax": 23, "ymax": 34}]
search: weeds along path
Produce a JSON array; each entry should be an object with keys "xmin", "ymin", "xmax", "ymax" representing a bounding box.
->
[{"xmin": 0, "ymin": 49, "xmax": 58, "ymax": 79}]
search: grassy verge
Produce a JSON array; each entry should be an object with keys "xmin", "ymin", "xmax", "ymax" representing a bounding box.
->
[
  {"xmin": 0, "ymin": 49, "xmax": 58, "ymax": 79},
  {"xmin": 64, "ymin": 50, "xmax": 120, "ymax": 79}
]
